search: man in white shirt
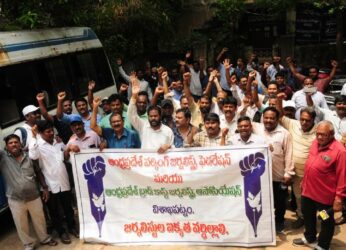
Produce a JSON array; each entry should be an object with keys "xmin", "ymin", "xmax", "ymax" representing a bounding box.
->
[
  {"xmin": 230, "ymin": 116, "xmax": 265, "ymax": 145},
  {"xmin": 29, "ymin": 120, "xmax": 78, "ymax": 244},
  {"xmin": 252, "ymin": 107, "xmax": 295, "ymax": 233},
  {"xmin": 291, "ymin": 77, "xmax": 329, "ymax": 121},
  {"xmin": 267, "ymin": 56, "xmax": 284, "ymax": 81},
  {"xmin": 220, "ymin": 96, "xmax": 239, "ymax": 137},
  {"xmin": 128, "ymin": 77, "xmax": 174, "ymax": 152}
]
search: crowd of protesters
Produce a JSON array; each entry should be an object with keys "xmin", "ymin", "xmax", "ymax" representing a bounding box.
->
[{"xmin": 0, "ymin": 48, "xmax": 345, "ymax": 250}]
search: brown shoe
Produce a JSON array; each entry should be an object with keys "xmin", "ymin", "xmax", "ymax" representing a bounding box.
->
[{"xmin": 335, "ymin": 216, "xmax": 346, "ymax": 225}]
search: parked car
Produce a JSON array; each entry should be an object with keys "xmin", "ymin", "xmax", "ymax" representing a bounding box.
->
[{"xmin": 324, "ymin": 75, "xmax": 346, "ymax": 109}]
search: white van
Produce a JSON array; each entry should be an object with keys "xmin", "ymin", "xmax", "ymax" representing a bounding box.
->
[{"xmin": 0, "ymin": 27, "xmax": 117, "ymax": 212}]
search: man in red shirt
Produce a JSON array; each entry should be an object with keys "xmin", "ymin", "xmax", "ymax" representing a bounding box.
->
[{"xmin": 293, "ymin": 121, "xmax": 346, "ymax": 250}]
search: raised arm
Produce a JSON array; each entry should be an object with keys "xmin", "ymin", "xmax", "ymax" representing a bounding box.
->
[
  {"xmin": 203, "ymin": 70, "xmax": 217, "ymax": 97},
  {"xmin": 151, "ymin": 86, "xmax": 164, "ymax": 106},
  {"xmin": 87, "ymin": 80, "xmax": 96, "ymax": 110},
  {"xmin": 128, "ymin": 76, "xmax": 144, "ymax": 132},
  {"xmin": 117, "ymin": 58, "xmax": 131, "ymax": 83},
  {"xmin": 36, "ymin": 92, "xmax": 53, "ymax": 122},
  {"xmin": 216, "ymin": 47, "xmax": 228, "ymax": 63},
  {"xmin": 161, "ymin": 71, "xmax": 169, "ymax": 94},
  {"xmin": 90, "ymin": 97, "xmax": 103, "ymax": 136},
  {"xmin": 276, "ymin": 92, "xmax": 287, "ymax": 119},
  {"xmin": 182, "ymin": 72, "xmax": 194, "ymax": 106},
  {"xmin": 286, "ymin": 57, "xmax": 306, "ymax": 82},
  {"xmin": 56, "ymin": 91, "xmax": 67, "ymax": 119}
]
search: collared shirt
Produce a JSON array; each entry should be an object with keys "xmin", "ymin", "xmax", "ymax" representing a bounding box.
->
[
  {"xmin": 281, "ymin": 116, "xmax": 316, "ymax": 177},
  {"xmin": 302, "ymin": 139, "xmax": 346, "ymax": 205},
  {"xmin": 29, "ymin": 137, "xmax": 70, "ymax": 194},
  {"xmin": 118, "ymin": 66, "xmax": 153, "ymax": 100},
  {"xmin": 62, "ymin": 112, "xmax": 101, "ymax": 132},
  {"xmin": 172, "ymin": 124, "xmax": 195, "ymax": 148},
  {"xmin": 220, "ymin": 114, "xmax": 238, "ymax": 136},
  {"xmin": 66, "ymin": 130, "xmax": 101, "ymax": 149},
  {"xmin": 102, "ymin": 127, "xmax": 140, "ymax": 149},
  {"xmin": 191, "ymin": 130, "xmax": 229, "ymax": 147},
  {"xmin": 218, "ymin": 63, "xmax": 235, "ymax": 90},
  {"xmin": 314, "ymin": 106, "xmax": 346, "ymax": 141},
  {"xmin": 267, "ymin": 64, "xmax": 284, "ymax": 81},
  {"xmin": 189, "ymin": 67, "xmax": 204, "ymax": 96},
  {"xmin": 0, "ymin": 150, "xmax": 39, "ymax": 201},
  {"xmin": 230, "ymin": 133, "xmax": 266, "ymax": 145},
  {"xmin": 252, "ymin": 123, "xmax": 295, "ymax": 182},
  {"xmin": 341, "ymin": 83, "xmax": 346, "ymax": 95},
  {"xmin": 99, "ymin": 111, "xmax": 132, "ymax": 130},
  {"xmin": 128, "ymin": 99, "xmax": 174, "ymax": 149},
  {"xmin": 291, "ymin": 89, "xmax": 329, "ymax": 121}
]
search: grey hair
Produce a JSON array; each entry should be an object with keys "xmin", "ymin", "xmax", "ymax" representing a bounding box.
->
[{"xmin": 316, "ymin": 120, "xmax": 335, "ymax": 135}]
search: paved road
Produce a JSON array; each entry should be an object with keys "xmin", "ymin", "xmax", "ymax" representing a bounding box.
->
[{"xmin": 0, "ymin": 210, "xmax": 345, "ymax": 250}]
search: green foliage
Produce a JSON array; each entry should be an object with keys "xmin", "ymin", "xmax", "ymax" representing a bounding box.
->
[
  {"xmin": 313, "ymin": 0, "xmax": 346, "ymax": 14},
  {"xmin": 0, "ymin": 0, "xmax": 184, "ymax": 60}
]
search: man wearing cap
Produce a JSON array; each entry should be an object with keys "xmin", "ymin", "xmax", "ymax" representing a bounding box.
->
[
  {"xmin": 100, "ymin": 97, "xmax": 111, "ymax": 116},
  {"xmin": 160, "ymin": 99, "xmax": 175, "ymax": 129},
  {"xmin": 64, "ymin": 115, "xmax": 101, "ymax": 160},
  {"xmin": 14, "ymin": 104, "xmax": 42, "ymax": 150},
  {"xmin": 277, "ymin": 93, "xmax": 317, "ymax": 228},
  {"xmin": 91, "ymin": 97, "xmax": 140, "ymax": 149},
  {"xmin": 283, "ymin": 100, "xmax": 297, "ymax": 119}
]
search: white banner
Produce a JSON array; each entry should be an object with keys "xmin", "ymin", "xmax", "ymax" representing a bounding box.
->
[{"xmin": 70, "ymin": 146, "xmax": 275, "ymax": 247}]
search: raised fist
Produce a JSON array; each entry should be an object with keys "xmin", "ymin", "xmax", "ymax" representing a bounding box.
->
[
  {"xmin": 239, "ymin": 152, "xmax": 265, "ymax": 178},
  {"xmin": 82, "ymin": 156, "xmax": 106, "ymax": 181}
]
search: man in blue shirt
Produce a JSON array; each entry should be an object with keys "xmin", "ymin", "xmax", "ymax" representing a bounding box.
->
[{"xmin": 90, "ymin": 97, "xmax": 140, "ymax": 149}]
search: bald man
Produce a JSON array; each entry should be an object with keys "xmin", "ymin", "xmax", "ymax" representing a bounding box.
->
[{"xmin": 293, "ymin": 121, "xmax": 346, "ymax": 250}]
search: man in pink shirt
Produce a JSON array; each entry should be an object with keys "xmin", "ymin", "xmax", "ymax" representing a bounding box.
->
[{"xmin": 293, "ymin": 121, "xmax": 346, "ymax": 250}]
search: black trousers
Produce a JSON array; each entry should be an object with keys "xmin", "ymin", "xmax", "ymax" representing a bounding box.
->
[
  {"xmin": 273, "ymin": 181, "xmax": 287, "ymax": 224},
  {"xmin": 302, "ymin": 196, "xmax": 335, "ymax": 250},
  {"xmin": 46, "ymin": 190, "xmax": 75, "ymax": 235}
]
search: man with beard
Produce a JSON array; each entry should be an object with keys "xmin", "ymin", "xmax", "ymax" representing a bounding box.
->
[
  {"xmin": 57, "ymin": 93, "xmax": 101, "ymax": 132},
  {"xmin": 230, "ymin": 116, "xmax": 265, "ymax": 145},
  {"xmin": 173, "ymin": 108, "xmax": 198, "ymax": 148},
  {"xmin": 36, "ymin": 92, "xmax": 73, "ymax": 144},
  {"xmin": 117, "ymin": 58, "xmax": 153, "ymax": 100},
  {"xmin": 91, "ymin": 97, "xmax": 140, "ymax": 149},
  {"xmin": 287, "ymin": 57, "xmax": 338, "ymax": 93},
  {"xmin": 277, "ymin": 93, "xmax": 317, "ymax": 229},
  {"xmin": 0, "ymin": 134, "xmax": 57, "ymax": 250},
  {"xmin": 128, "ymin": 77, "xmax": 173, "ymax": 152},
  {"xmin": 291, "ymin": 77, "xmax": 328, "ymax": 121},
  {"xmin": 64, "ymin": 115, "xmax": 101, "ymax": 160},
  {"xmin": 220, "ymin": 96, "xmax": 239, "ymax": 137},
  {"xmin": 99, "ymin": 94, "xmax": 131, "ymax": 130},
  {"xmin": 293, "ymin": 121, "xmax": 346, "ymax": 250},
  {"xmin": 160, "ymin": 99, "xmax": 175, "ymax": 129},
  {"xmin": 190, "ymin": 113, "xmax": 230, "ymax": 147},
  {"xmin": 29, "ymin": 120, "xmax": 78, "ymax": 244},
  {"xmin": 14, "ymin": 104, "xmax": 42, "ymax": 150},
  {"xmin": 253, "ymin": 107, "xmax": 295, "ymax": 233}
]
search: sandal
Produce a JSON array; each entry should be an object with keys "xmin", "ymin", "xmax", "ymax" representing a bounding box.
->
[{"xmin": 41, "ymin": 238, "xmax": 58, "ymax": 246}]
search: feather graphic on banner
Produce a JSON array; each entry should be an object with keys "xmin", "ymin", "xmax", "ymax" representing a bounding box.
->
[
  {"xmin": 239, "ymin": 152, "xmax": 265, "ymax": 237},
  {"xmin": 82, "ymin": 156, "xmax": 106, "ymax": 237}
]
